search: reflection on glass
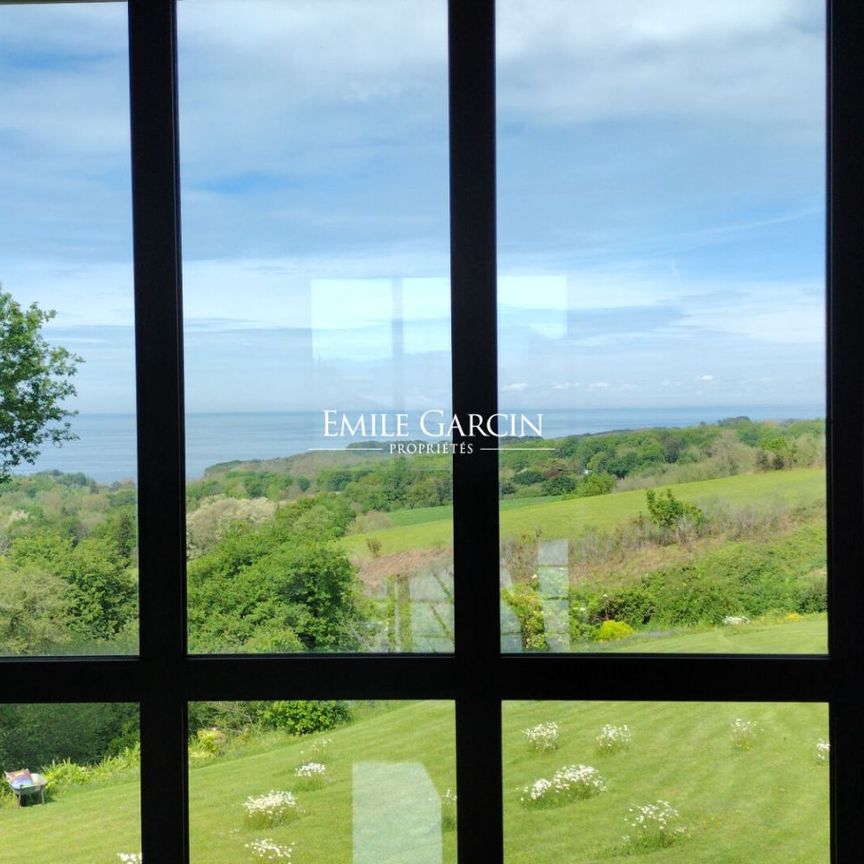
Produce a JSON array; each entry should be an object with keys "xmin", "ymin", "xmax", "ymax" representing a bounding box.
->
[
  {"xmin": 0, "ymin": 703, "xmax": 141, "ymax": 859},
  {"xmin": 0, "ymin": 3, "xmax": 137, "ymax": 656},
  {"xmin": 503, "ymin": 700, "xmax": 829, "ymax": 863},
  {"xmin": 188, "ymin": 700, "xmax": 456, "ymax": 863},
  {"xmin": 497, "ymin": 0, "xmax": 827, "ymax": 654},
  {"xmin": 178, "ymin": 0, "xmax": 453, "ymax": 654}
]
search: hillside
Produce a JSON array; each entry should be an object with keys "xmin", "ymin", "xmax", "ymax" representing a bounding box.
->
[
  {"xmin": 343, "ymin": 467, "xmax": 825, "ymax": 556},
  {"xmin": 0, "ymin": 619, "xmax": 829, "ymax": 863}
]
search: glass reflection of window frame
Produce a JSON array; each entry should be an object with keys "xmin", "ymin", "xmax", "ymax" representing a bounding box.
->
[{"xmin": 0, "ymin": 2, "xmax": 861, "ymax": 863}]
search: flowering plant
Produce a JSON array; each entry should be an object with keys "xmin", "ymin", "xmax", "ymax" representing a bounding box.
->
[
  {"xmin": 522, "ymin": 721, "xmax": 560, "ymax": 752},
  {"xmin": 520, "ymin": 764, "xmax": 606, "ymax": 807},
  {"xmin": 310, "ymin": 738, "xmax": 332, "ymax": 756},
  {"xmin": 730, "ymin": 718, "xmax": 758, "ymax": 751},
  {"xmin": 243, "ymin": 790, "xmax": 302, "ymax": 826},
  {"xmin": 440, "ymin": 788, "xmax": 457, "ymax": 832},
  {"xmin": 625, "ymin": 800, "xmax": 688, "ymax": 849},
  {"xmin": 245, "ymin": 838, "xmax": 293, "ymax": 861},
  {"xmin": 117, "ymin": 855, "xmax": 143, "ymax": 864},
  {"xmin": 595, "ymin": 724, "xmax": 631, "ymax": 753},
  {"xmin": 816, "ymin": 738, "xmax": 830, "ymax": 763},
  {"xmin": 294, "ymin": 761, "xmax": 327, "ymax": 790}
]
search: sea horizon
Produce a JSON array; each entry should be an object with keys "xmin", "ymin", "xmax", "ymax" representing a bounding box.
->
[{"xmin": 15, "ymin": 405, "xmax": 824, "ymax": 484}]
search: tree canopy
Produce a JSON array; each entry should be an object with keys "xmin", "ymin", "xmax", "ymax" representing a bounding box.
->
[{"xmin": 0, "ymin": 288, "xmax": 82, "ymax": 481}]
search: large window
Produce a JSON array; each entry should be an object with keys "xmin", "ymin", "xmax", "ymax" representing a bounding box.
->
[{"xmin": 1, "ymin": 2, "xmax": 862, "ymax": 863}]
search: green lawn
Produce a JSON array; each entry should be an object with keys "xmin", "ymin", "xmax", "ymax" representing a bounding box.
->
[
  {"xmin": 597, "ymin": 613, "xmax": 826, "ymax": 654},
  {"xmin": 0, "ymin": 620, "xmax": 829, "ymax": 864},
  {"xmin": 0, "ymin": 775, "xmax": 141, "ymax": 862},
  {"xmin": 344, "ymin": 468, "xmax": 825, "ymax": 555},
  {"xmin": 503, "ymin": 698, "xmax": 828, "ymax": 864}
]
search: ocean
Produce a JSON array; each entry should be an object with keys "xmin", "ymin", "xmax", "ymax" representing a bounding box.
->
[{"xmin": 18, "ymin": 406, "xmax": 823, "ymax": 483}]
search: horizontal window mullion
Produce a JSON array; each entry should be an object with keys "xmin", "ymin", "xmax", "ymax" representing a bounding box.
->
[
  {"xmin": 499, "ymin": 655, "xmax": 835, "ymax": 702},
  {"xmin": 0, "ymin": 651, "xmax": 840, "ymax": 703},
  {"xmin": 0, "ymin": 658, "xmax": 143, "ymax": 702},
  {"xmin": 184, "ymin": 654, "xmax": 460, "ymax": 701}
]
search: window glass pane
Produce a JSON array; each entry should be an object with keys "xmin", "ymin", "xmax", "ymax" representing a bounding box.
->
[
  {"xmin": 178, "ymin": 0, "xmax": 453, "ymax": 654},
  {"xmin": 188, "ymin": 700, "xmax": 456, "ymax": 863},
  {"xmin": 503, "ymin": 700, "xmax": 829, "ymax": 863},
  {"xmin": 0, "ymin": 703, "xmax": 141, "ymax": 860},
  {"xmin": 497, "ymin": 0, "xmax": 826, "ymax": 654},
  {"xmin": 0, "ymin": 3, "xmax": 138, "ymax": 656}
]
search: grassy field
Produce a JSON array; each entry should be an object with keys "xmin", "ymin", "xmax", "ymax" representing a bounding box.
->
[
  {"xmin": 343, "ymin": 468, "xmax": 825, "ymax": 556},
  {"xmin": 0, "ymin": 620, "xmax": 828, "ymax": 864},
  {"xmin": 503, "ymin": 698, "xmax": 828, "ymax": 864},
  {"xmin": 598, "ymin": 613, "xmax": 826, "ymax": 654}
]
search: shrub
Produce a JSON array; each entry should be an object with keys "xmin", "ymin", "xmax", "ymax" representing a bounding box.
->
[
  {"xmin": 568, "ymin": 607, "xmax": 598, "ymax": 644},
  {"xmin": 569, "ymin": 523, "xmax": 827, "ymax": 633},
  {"xmin": 512, "ymin": 469, "xmax": 545, "ymax": 487},
  {"xmin": 91, "ymin": 743, "xmax": 141, "ymax": 781},
  {"xmin": 188, "ymin": 728, "xmax": 224, "ymax": 761},
  {"xmin": 596, "ymin": 620, "xmax": 634, "ymax": 641},
  {"xmin": 577, "ymin": 472, "xmax": 615, "ymax": 497},
  {"xmin": 41, "ymin": 758, "xmax": 90, "ymax": 789},
  {"xmin": 542, "ymin": 474, "xmax": 578, "ymax": 496},
  {"xmin": 21, "ymin": 742, "xmax": 141, "ymax": 798},
  {"xmin": 796, "ymin": 579, "xmax": 827, "ymax": 613},
  {"xmin": 520, "ymin": 765, "xmax": 607, "ymax": 807},
  {"xmin": 756, "ymin": 436, "xmax": 798, "ymax": 470},
  {"xmin": 260, "ymin": 700, "xmax": 351, "ymax": 736},
  {"xmin": 645, "ymin": 488, "xmax": 705, "ymax": 533},
  {"xmin": 501, "ymin": 584, "xmax": 547, "ymax": 650},
  {"xmin": 522, "ymin": 722, "xmax": 560, "ymax": 752}
]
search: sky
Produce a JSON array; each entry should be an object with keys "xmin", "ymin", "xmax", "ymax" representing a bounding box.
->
[{"xmin": 0, "ymin": 0, "xmax": 825, "ymax": 416}]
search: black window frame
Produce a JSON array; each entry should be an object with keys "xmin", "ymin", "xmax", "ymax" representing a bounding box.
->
[{"xmin": 0, "ymin": 1, "xmax": 861, "ymax": 862}]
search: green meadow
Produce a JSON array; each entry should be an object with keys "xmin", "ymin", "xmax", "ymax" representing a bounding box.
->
[
  {"xmin": 0, "ymin": 619, "xmax": 828, "ymax": 864},
  {"xmin": 343, "ymin": 468, "xmax": 825, "ymax": 555}
]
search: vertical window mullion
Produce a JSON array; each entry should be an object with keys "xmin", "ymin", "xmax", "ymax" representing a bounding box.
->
[
  {"xmin": 826, "ymin": 2, "xmax": 864, "ymax": 862},
  {"xmin": 448, "ymin": 0, "xmax": 503, "ymax": 862},
  {"xmin": 128, "ymin": 0, "xmax": 188, "ymax": 862}
]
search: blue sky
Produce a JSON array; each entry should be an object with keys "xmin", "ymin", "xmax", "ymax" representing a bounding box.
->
[{"xmin": 0, "ymin": 0, "xmax": 825, "ymax": 416}]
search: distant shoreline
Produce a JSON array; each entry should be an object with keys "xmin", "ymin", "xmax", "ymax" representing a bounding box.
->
[{"xmin": 15, "ymin": 407, "xmax": 824, "ymax": 484}]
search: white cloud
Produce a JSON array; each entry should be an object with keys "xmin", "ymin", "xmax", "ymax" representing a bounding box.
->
[
  {"xmin": 497, "ymin": 0, "xmax": 824, "ymax": 134},
  {"xmin": 0, "ymin": 1, "xmax": 826, "ymax": 414},
  {"xmin": 671, "ymin": 281, "xmax": 824, "ymax": 344}
]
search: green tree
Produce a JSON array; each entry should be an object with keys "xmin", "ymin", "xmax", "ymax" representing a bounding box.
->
[
  {"xmin": 65, "ymin": 536, "xmax": 136, "ymax": 640},
  {"xmin": 0, "ymin": 288, "xmax": 83, "ymax": 480},
  {"xmin": 0, "ymin": 567, "xmax": 70, "ymax": 655},
  {"xmin": 757, "ymin": 435, "xmax": 798, "ymax": 470}
]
